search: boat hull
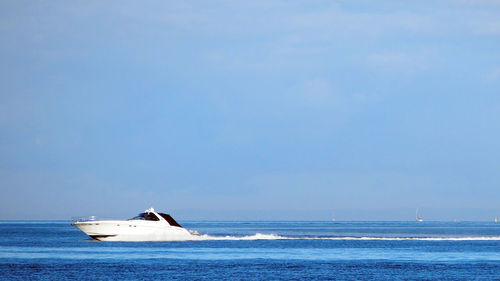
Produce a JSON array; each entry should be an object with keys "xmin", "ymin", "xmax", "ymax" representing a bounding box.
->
[{"xmin": 74, "ymin": 220, "xmax": 195, "ymax": 241}]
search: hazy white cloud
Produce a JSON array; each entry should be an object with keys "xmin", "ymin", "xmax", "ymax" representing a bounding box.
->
[
  {"xmin": 292, "ymin": 78, "xmax": 340, "ymax": 107},
  {"xmin": 485, "ymin": 67, "xmax": 500, "ymax": 81},
  {"xmin": 367, "ymin": 51, "xmax": 432, "ymax": 73},
  {"xmin": 17, "ymin": 1, "xmax": 485, "ymax": 74},
  {"xmin": 469, "ymin": 18, "xmax": 500, "ymax": 35},
  {"xmin": 248, "ymin": 171, "xmax": 432, "ymax": 210},
  {"xmin": 459, "ymin": 0, "xmax": 500, "ymax": 6}
]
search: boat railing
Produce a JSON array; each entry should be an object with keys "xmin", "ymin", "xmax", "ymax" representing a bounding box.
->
[{"xmin": 70, "ymin": 216, "xmax": 98, "ymax": 224}]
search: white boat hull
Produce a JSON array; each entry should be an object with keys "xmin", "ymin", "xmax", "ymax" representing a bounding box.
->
[
  {"xmin": 72, "ymin": 209, "xmax": 198, "ymax": 241},
  {"xmin": 74, "ymin": 220, "xmax": 195, "ymax": 241}
]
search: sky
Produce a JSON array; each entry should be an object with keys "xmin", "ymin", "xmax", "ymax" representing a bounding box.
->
[{"xmin": 1, "ymin": 0, "xmax": 500, "ymax": 220}]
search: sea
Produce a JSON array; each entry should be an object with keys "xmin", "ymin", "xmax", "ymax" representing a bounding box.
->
[{"xmin": 1, "ymin": 221, "xmax": 499, "ymax": 280}]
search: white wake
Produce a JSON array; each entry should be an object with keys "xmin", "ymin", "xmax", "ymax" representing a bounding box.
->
[
  {"xmin": 189, "ymin": 233, "xmax": 500, "ymax": 241},
  {"xmin": 194, "ymin": 233, "xmax": 288, "ymax": 240}
]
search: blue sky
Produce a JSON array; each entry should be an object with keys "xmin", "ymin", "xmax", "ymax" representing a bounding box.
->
[{"xmin": 1, "ymin": 1, "xmax": 500, "ymax": 220}]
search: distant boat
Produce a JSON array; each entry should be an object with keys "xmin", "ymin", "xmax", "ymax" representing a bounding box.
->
[
  {"xmin": 416, "ymin": 208, "xmax": 423, "ymax": 222},
  {"xmin": 495, "ymin": 218, "xmax": 498, "ymax": 223}
]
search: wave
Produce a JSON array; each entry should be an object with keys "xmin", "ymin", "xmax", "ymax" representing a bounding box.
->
[
  {"xmin": 193, "ymin": 233, "xmax": 500, "ymax": 241},
  {"xmin": 197, "ymin": 233, "xmax": 288, "ymax": 240},
  {"xmin": 311, "ymin": 236, "xmax": 500, "ymax": 241}
]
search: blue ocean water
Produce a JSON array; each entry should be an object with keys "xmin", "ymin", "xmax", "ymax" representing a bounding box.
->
[{"xmin": 1, "ymin": 221, "xmax": 499, "ymax": 280}]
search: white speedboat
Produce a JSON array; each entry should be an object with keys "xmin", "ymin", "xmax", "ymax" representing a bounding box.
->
[{"xmin": 71, "ymin": 208, "xmax": 199, "ymax": 241}]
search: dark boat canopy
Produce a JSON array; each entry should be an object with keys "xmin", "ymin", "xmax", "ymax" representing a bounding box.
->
[
  {"xmin": 158, "ymin": 213, "xmax": 183, "ymax": 227},
  {"xmin": 129, "ymin": 212, "xmax": 160, "ymax": 221}
]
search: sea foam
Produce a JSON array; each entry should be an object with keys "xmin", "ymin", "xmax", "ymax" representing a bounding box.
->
[{"xmin": 192, "ymin": 234, "xmax": 500, "ymax": 241}]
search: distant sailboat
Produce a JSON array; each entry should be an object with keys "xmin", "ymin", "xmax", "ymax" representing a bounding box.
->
[{"xmin": 416, "ymin": 208, "xmax": 423, "ymax": 222}]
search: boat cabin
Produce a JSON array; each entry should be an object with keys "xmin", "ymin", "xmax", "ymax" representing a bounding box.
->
[{"xmin": 129, "ymin": 211, "xmax": 183, "ymax": 227}]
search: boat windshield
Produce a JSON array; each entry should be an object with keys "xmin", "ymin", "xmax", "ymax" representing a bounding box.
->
[
  {"xmin": 158, "ymin": 213, "xmax": 183, "ymax": 227},
  {"xmin": 129, "ymin": 212, "xmax": 159, "ymax": 221}
]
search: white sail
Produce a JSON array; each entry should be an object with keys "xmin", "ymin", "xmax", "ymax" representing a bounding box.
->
[{"xmin": 416, "ymin": 208, "xmax": 423, "ymax": 222}]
